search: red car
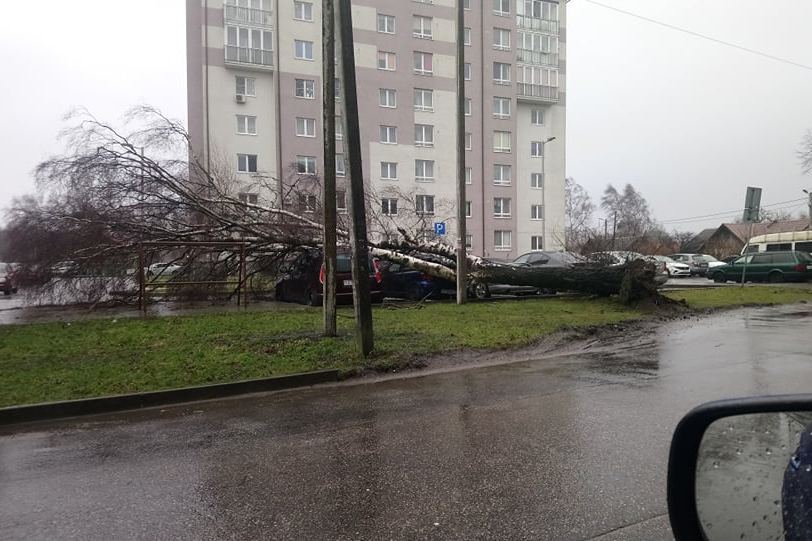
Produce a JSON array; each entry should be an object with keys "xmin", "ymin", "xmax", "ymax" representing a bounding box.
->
[{"xmin": 275, "ymin": 249, "xmax": 384, "ymax": 306}]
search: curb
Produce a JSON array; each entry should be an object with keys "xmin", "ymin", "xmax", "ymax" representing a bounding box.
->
[{"xmin": 0, "ymin": 369, "xmax": 341, "ymax": 426}]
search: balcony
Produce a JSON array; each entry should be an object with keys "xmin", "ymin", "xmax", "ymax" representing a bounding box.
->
[
  {"xmin": 224, "ymin": 4, "xmax": 273, "ymax": 27},
  {"xmin": 225, "ymin": 46, "xmax": 274, "ymax": 70},
  {"xmin": 516, "ymin": 15, "xmax": 559, "ymax": 34},
  {"xmin": 516, "ymin": 83, "xmax": 559, "ymax": 103},
  {"xmin": 516, "ymin": 49, "xmax": 559, "ymax": 67}
]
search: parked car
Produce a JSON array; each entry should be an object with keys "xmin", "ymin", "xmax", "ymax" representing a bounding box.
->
[
  {"xmin": 0, "ymin": 263, "xmax": 18, "ymax": 295},
  {"xmin": 707, "ymin": 251, "xmax": 812, "ymax": 283},
  {"xmin": 379, "ymin": 261, "xmax": 455, "ymax": 300},
  {"xmin": 650, "ymin": 255, "xmax": 691, "ymax": 278},
  {"xmin": 468, "ymin": 256, "xmax": 542, "ymax": 299},
  {"xmin": 147, "ymin": 262, "xmax": 182, "ymax": 278},
  {"xmin": 511, "ymin": 251, "xmax": 583, "ymax": 268},
  {"xmin": 668, "ymin": 253, "xmax": 714, "ymax": 276},
  {"xmin": 585, "ymin": 251, "xmax": 669, "ymax": 285},
  {"xmin": 700, "ymin": 254, "xmax": 726, "ymax": 270},
  {"xmin": 275, "ymin": 249, "xmax": 384, "ymax": 306}
]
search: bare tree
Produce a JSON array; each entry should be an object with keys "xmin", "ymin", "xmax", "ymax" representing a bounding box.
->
[
  {"xmin": 800, "ymin": 129, "xmax": 812, "ymax": 176},
  {"xmin": 601, "ymin": 183, "xmax": 654, "ymax": 241},
  {"xmin": 564, "ymin": 177, "xmax": 595, "ymax": 251}
]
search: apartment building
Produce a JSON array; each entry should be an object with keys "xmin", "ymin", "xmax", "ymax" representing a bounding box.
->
[{"xmin": 186, "ymin": 0, "xmax": 566, "ymax": 258}]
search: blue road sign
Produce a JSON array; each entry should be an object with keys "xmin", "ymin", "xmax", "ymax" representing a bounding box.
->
[{"xmin": 434, "ymin": 222, "xmax": 446, "ymax": 236}]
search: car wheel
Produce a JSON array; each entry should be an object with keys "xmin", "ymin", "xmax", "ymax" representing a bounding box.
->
[
  {"xmin": 768, "ymin": 271, "xmax": 783, "ymax": 284},
  {"xmin": 712, "ymin": 273, "xmax": 726, "ymax": 283},
  {"xmin": 306, "ymin": 289, "xmax": 322, "ymax": 307},
  {"xmin": 473, "ymin": 282, "xmax": 491, "ymax": 299}
]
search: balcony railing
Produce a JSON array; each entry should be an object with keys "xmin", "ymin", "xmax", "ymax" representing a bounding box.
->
[
  {"xmin": 224, "ymin": 4, "xmax": 273, "ymax": 26},
  {"xmin": 516, "ymin": 49, "xmax": 559, "ymax": 67},
  {"xmin": 516, "ymin": 15, "xmax": 559, "ymax": 34},
  {"xmin": 516, "ymin": 83, "xmax": 559, "ymax": 102},
  {"xmin": 225, "ymin": 46, "xmax": 274, "ymax": 69}
]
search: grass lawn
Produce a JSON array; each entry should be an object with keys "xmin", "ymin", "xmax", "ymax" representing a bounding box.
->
[{"xmin": 1, "ymin": 286, "xmax": 810, "ymax": 407}]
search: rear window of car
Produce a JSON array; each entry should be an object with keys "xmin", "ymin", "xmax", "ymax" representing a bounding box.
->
[
  {"xmin": 771, "ymin": 253, "xmax": 795, "ymax": 264},
  {"xmin": 336, "ymin": 255, "xmax": 352, "ymax": 273},
  {"xmin": 751, "ymin": 254, "xmax": 771, "ymax": 264}
]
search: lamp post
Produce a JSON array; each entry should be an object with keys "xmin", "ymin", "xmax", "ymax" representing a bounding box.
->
[{"xmin": 540, "ymin": 136, "xmax": 556, "ymax": 249}]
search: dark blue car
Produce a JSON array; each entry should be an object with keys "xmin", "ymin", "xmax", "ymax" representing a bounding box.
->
[{"xmin": 380, "ymin": 261, "xmax": 455, "ymax": 300}]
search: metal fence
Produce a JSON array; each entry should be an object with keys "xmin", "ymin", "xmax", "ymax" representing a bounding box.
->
[
  {"xmin": 516, "ymin": 49, "xmax": 559, "ymax": 67},
  {"xmin": 516, "ymin": 83, "xmax": 559, "ymax": 102}
]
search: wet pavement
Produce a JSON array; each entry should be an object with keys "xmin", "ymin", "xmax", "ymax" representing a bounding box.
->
[{"xmin": 3, "ymin": 305, "xmax": 812, "ymax": 540}]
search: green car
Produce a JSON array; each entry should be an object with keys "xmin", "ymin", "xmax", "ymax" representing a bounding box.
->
[{"xmin": 708, "ymin": 250, "xmax": 812, "ymax": 283}]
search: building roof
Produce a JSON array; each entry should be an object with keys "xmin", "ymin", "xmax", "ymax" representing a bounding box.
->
[
  {"xmin": 721, "ymin": 219, "xmax": 810, "ymax": 243},
  {"xmin": 683, "ymin": 228, "xmax": 716, "ymax": 252}
]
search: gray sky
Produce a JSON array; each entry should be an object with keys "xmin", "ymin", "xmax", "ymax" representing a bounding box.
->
[{"xmin": 1, "ymin": 0, "xmax": 811, "ymax": 233}]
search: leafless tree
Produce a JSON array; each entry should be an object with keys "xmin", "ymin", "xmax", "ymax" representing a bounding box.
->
[
  {"xmin": 601, "ymin": 183, "xmax": 654, "ymax": 240},
  {"xmin": 564, "ymin": 177, "xmax": 595, "ymax": 251},
  {"xmin": 800, "ymin": 129, "xmax": 812, "ymax": 176}
]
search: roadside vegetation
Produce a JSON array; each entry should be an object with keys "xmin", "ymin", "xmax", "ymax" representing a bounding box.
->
[{"xmin": 2, "ymin": 286, "xmax": 811, "ymax": 407}]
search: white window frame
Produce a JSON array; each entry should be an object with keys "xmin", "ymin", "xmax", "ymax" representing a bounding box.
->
[
  {"xmin": 531, "ymin": 204, "xmax": 544, "ymax": 220},
  {"xmin": 337, "ymin": 190, "xmax": 347, "ymax": 212},
  {"xmin": 377, "ymin": 51, "xmax": 396, "ymax": 71},
  {"xmin": 463, "ymin": 0, "xmax": 471, "ymax": 9},
  {"xmin": 466, "ymin": 234, "xmax": 473, "ymax": 249},
  {"xmin": 236, "ymin": 76, "xmax": 256, "ymax": 97},
  {"xmin": 381, "ymin": 198, "xmax": 398, "ymax": 216},
  {"xmin": 380, "ymin": 125, "xmax": 398, "ymax": 144},
  {"xmin": 531, "ymin": 235, "xmax": 544, "ymax": 251},
  {"xmin": 494, "ymin": 164, "xmax": 512, "ymax": 186},
  {"xmin": 531, "ymin": 109, "xmax": 544, "ymax": 125},
  {"xmin": 465, "ymin": 132, "xmax": 472, "ymax": 150},
  {"xmin": 465, "ymin": 201, "xmax": 472, "ymax": 218},
  {"xmin": 236, "ymin": 115, "xmax": 257, "ymax": 135},
  {"xmin": 414, "ymin": 124, "xmax": 434, "ymax": 147},
  {"xmin": 493, "ymin": 28, "xmax": 511, "ymax": 50},
  {"xmin": 493, "ymin": 0, "xmax": 510, "ymax": 16},
  {"xmin": 415, "ymin": 194, "xmax": 435, "ymax": 215},
  {"xmin": 377, "ymin": 13, "xmax": 396, "ymax": 34},
  {"xmin": 413, "ymin": 15, "xmax": 433, "ymax": 39},
  {"xmin": 494, "ymin": 230, "xmax": 512, "ymax": 251},
  {"xmin": 465, "ymin": 167, "xmax": 472, "ymax": 184},
  {"xmin": 493, "ymin": 97, "xmax": 511, "ymax": 119},
  {"xmin": 379, "ymin": 88, "xmax": 397, "ymax": 108},
  {"xmin": 463, "ymin": 27, "xmax": 472, "ymax": 46},
  {"xmin": 531, "ymin": 141, "xmax": 544, "ymax": 157},
  {"xmin": 295, "ymin": 117, "xmax": 316, "ymax": 137},
  {"xmin": 335, "ymin": 154, "xmax": 346, "ymax": 176},
  {"xmin": 414, "ymin": 88, "xmax": 434, "ymax": 111},
  {"xmin": 464, "ymin": 97, "xmax": 472, "ymax": 116},
  {"xmin": 493, "ymin": 62, "xmax": 511, "ymax": 84},
  {"xmin": 493, "ymin": 131, "xmax": 512, "ymax": 153},
  {"xmin": 413, "ymin": 51, "xmax": 433, "ymax": 75},
  {"xmin": 294, "ymin": 40, "xmax": 314, "ymax": 60},
  {"xmin": 294, "ymin": 78, "xmax": 315, "ymax": 99},
  {"xmin": 293, "ymin": 1, "xmax": 313, "ymax": 22},
  {"xmin": 464, "ymin": 63, "xmax": 472, "ymax": 81},
  {"xmin": 299, "ymin": 194, "xmax": 317, "ymax": 213},
  {"xmin": 531, "ymin": 172, "xmax": 544, "ymax": 189},
  {"xmin": 415, "ymin": 159, "xmax": 435, "ymax": 182},
  {"xmin": 381, "ymin": 161, "xmax": 398, "ymax": 180},
  {"xmin": 335, "ymin": 116, "xmax": 343, "ymax": 140},
  {"xmin": 296, "ymin": 155, "xmax": 317, "ymax": 174},
  {"xmin": 238, "ymin": 192, "xmax": 259, "ymax": 205},
  {"xmin": 237, "ymin": 153, "xmax": 258, "ymax": 173}
]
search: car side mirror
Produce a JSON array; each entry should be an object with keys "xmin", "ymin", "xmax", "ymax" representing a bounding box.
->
[{"xmin": 668, "ymin": 395, "xmax": 812, "ymax": 540}]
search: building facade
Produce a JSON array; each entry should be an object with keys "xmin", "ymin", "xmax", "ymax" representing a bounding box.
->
[{"xmin": 186, "ymin": 0, "xmax": 566, "ymax": 258}]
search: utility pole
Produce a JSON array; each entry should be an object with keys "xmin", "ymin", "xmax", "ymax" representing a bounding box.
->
[
  {"xmin": 322, "ymin": 0, "xmax": 338, "ymax": 336},
  {"xmin": 455, "ymin": 0, "xmax": 467, "ymax": 305},
  {"xmin": 804, "ymin": 189, "xmax": 812, "ymax": 228},
  {"xmin": 337, "ymin": 0, "xmax": 374, "ymax": 356},
  {"xmin": 611, "ymin": 212, "xmax": 617, "ymax": 251}
]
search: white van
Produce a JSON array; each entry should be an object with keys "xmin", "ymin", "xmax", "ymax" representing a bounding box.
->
[{"xmin": 742, "ymin": 230, "xmax": 812, "ymax": 254}]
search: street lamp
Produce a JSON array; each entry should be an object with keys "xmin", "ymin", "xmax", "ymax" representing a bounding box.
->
[{"xmin": 540, "ymin": 137, "xmax": 557, "ymax": 249}]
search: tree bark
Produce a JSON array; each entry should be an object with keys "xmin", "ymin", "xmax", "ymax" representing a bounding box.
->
[{"xmin": 321, "ymin": 0, "xmax": 337, "ymax": 337}]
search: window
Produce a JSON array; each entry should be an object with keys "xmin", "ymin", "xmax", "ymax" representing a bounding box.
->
[
  {"xmin": 295, "ymin": 78, "xmax": 315, "ymax": 99},
  {"xmin": 523, "ymin": 0, "xmax": 559, "ymax": 21},
  {"xmin": 336, "ymin": 154, "xmax": 346, "ymax": 176},
  {"xmin": 531, "ymin": 204, "xmax": 544, "ymax": 220},
  {"xmin": 416, "ymin": 194, "xmax": 435, "ymax": 215},
  {"xmin": 465, "ymin": 201, "xmax": 472, "ymax": 218},
  {"xmin": 294, "ymin": 1, "xmax": 313, "ymax": 21},
  {"xmin": 237, "ymin": 153, "xmax": 258, "ymax": 173},
  {"xmin": 531, "ymin": 236, "xmax": 543, "ymax": 251},
  {"xmin": 414, "ymin": 88, "xmax": 434, "ymax": 111},
  {"xmin": 493, "ymin": 97, "xmax": 511, "ymax": 118},
  {"xmin": 379, "ymin": 88, "xmax": 397, "ymax": 108},
  {"xmin": 531, "ymin": 109, "xmax": 544, "ymax": 125},
  {"xmin": 236, "ymin": 76, "xmax": 256, "ymax": 97},
  {"xmin": 493, "ymin": 62, "xmax": 511, "ymax": 84},
  {"xmin": 465, "ymin": 132, "xmax": 472, "ymax": 150},
  {"xmin": 494, "ymin": 230, "xmax": 512, "ymax": 251},
  {"xmin": 463, "ymin": 27, "xmax": 472, "ymax": 46},
  {"xmin": 377, "ymin": 14, "xmax": 395, "ymax": 34},
  {"xmin": 294, "ymin": 40, "xmax": 314, "ymax": 60},
  {"xmin": 464, "ymin": 0, "xmax": 471, "ymax": 9},
  {"xmin": 381, "ymin": 161, "xmax": 398, "ymax": 180},
  {"xmin": 466, "ymin": 234, "xmax": 473, "ymax": 248},
  {"xmin": 298, "ymin": 194, "xmax": 317, "ymax": 213},
  {"xmin": 380, "ymin": 125, "xmax": 397, "ymax": 144},
  {"xmin": 236, "ymin": 115, "xmax": 257, "ymax": 135},
  {"xmin": 494, "ymin": 164, "xmax": 512, "ymax": 185},
  {"xmin": 531, "ymin": 172, "xmax": 543, "ymax": 189},
  {"xmin": 518, "ymin": 32, "xmax": 559, "ymax": 54},
  {"xmin": 335, "ymin": 116, "xmax": 343, "ymax": 139},
  {"xmin": 518, "ymin": 65, "xmax": 559, "ymax": 87},
  {"xmin": 493, "ymin": 0, "xmax": 510, "ymax": 16},
  {"xmin": 414, "ymin": 124, "xmax": 434, "ymax": 147},
  {"xmin": 464, "ymin": 63, "xmax": 472, "ymax": 80},
  {"xmin": 377, "ymin": 51, "xmax": 396, "ymax": 70},
  {"xmin": 337, "ymin": 190, "xmax": 347, "ymax": 211},
  {"xmin": 226, "ymin": 25, "xmax": 273, "ymax": 63},
  {"xmin": 465, "ymin": 167, "xmax": 472, "ymax": 184},
  {"xmin": 414, "ymin": 52, "xmax": 433, "ymax": 75},
  {"xmin": 531, "ymin": 141, "xmax": 544, "ymax": 157},
  {"xmin": 295, "ymin": 117, "xmax": 316, "ymax": 137},
  {"xmin": 415, "ymin": 159, "xmax": 435, "ymax": 181},
  {"xmin": 335, "ymin": 78, "xmax": 342, "ymax": 100},
  {"xmin": 381, "ymin": 198, "xmax": 398, "ymax": 216},
  {"xmin": 413, "ymin": 16, "xmax": 432, "ymax": 39},
  {"xmin": 493, "ymin": 197, "xmax": 510, "ymax": 218},
  {"xmin": 493, "ymin": 131, "xmax": 511, "ymax": 153},
  {"xmin": 238, "ymin": 192, "xmax": 258, "ymax": 205},
  {"xmin": 493, "ymin": 28, "xmax": 510, "ymax": 50},
  {"xmin": 296, "ymin": 155, "xmax": 317, "ymax": 174},
  {"xmin": 464, "ymin": 98, "xmax": 472, "ymax": 116}
]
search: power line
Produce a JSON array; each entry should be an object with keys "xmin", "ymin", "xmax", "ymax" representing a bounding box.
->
[
  {"xmin": 581, "ymin": 0, "xmax": 812, "ymax": 73},
  {"xmin": 660, "ymin": 198, "xmax": 808, "ymax": 225}
]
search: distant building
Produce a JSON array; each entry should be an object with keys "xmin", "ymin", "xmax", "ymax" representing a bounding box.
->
[
  {"xmin": 697, "ymin": 219, "xmax": 811, "ymax": 258},
  {"xmin": 185, "ymin": 0, "xmax": 567, "ymax": 258}
]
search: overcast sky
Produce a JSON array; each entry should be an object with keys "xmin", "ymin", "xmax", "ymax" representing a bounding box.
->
[{"xmin": 1, "ymin": 0, "xmax": 811, "ymax": 233}]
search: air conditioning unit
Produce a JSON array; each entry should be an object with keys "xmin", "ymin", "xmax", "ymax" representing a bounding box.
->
[{"xmin": 235, "ymin": 94, "xmax": 246, "ymax": 104}]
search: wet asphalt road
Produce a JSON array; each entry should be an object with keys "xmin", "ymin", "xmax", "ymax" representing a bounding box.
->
[{"xmin": 3, "ymin": 305, "xmax": 812, "ymax": 540}]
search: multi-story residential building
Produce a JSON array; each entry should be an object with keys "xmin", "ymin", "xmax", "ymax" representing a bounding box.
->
[{"xmin": 186, "ymin": 0, "xmax": 566, "ymax": 258}]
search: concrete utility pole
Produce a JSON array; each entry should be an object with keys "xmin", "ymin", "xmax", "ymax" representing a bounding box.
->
[
  {"xmin": 455, "ymin": 0, "xmax": 467, "ymax": 305},
  {"xmin": 322, "ymin": 0, "xmax": 338, "ymax": 337},
  {"xmin": 804, "ymin": 189, "xmax": 812, "ymax": 228},
  {"xmin": 336, "ymin": 0, "xmax": 374, "ymax": 356}
]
